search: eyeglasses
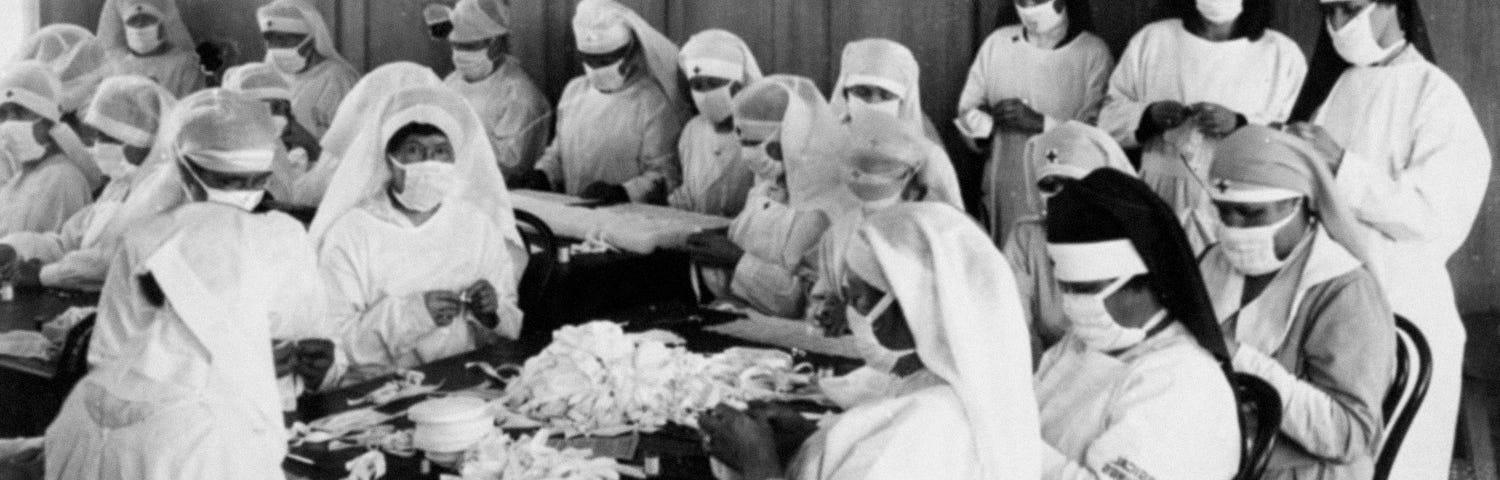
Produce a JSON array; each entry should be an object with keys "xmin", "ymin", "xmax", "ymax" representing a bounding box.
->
[{"xmin": 391, "ymin": 143, "xmax": 454, "ymax": 163}]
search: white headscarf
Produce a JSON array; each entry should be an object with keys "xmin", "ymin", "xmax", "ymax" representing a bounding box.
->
[
  {"xmin": 222, "ymin": 62, "xmax": 293, "ymax": 102},
  {"xmin": 95, "ymin": 0, "xmax": 197, "ymax": 56},
  {"xmin": 11, "ymin": 24, "xmax": 109, "ymax": 115},
  {"xmin": 0, "ymin": 60, "xmax": 102, "ymax": 189},
  {"xmin": 678, "ymin": 29, "xmax": 763, "ymax": 84},
  {"xmin": 448, "ymin": 0, "xmax": 510, "ymax": 43},
  {"xmin": 286, "ymin": 62, "xmax": 442, "ymax": 207},
  {"xmin": 572, "ymin": 0, "xmax": 688, "ymax": 112},
  {"xmin": 256, "ymin": 0, "xmax": 347, "ymax": 65},
  {"xmin": 844, "ymin": 202, "xmax": 1042, "ymax": 479},
  {"xmin": 83, "ymin": 75, "xmax": 176, "ymax": 149},
  {"xmin": 828, "ymin": 39, "xmax": 926, "ymax": 134},
  {"xmin": 309, "ymin": 84, "xmax": 524, "ymax": 264},
  {"xmin": 731, "ymin": 75, "xmax": 849, "ymax": 212},
  {"xmin": 840, "ymin": 111, "xmax": 965, "ymax": 210}
]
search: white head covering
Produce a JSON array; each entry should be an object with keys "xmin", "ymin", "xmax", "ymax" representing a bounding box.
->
[
  {"xmin": 96, "ymin": 202, "xmax": 290, "ymax": 459},
  {"xmin": 96, "ymin": 0, "xmax": 197, "ymax": 56},
  {"xmin": 842, "ymin": 202, "xmax": 1043, "ymax": 479},
  {"xmin": 841, "ymin": 111, "xmax": 965, "ymax": 210},
  {"xmin": 572, "ymin": 0, "xmax": 688, "ymax": 111},
  {"xmin": 309, "ymin": 84, "xmax": 524, "ymax": 263},
  {"xmin": 257, "ymin": 0, "xmax": 348, "ymax": 65},
  {"xmin": 449, "ymin": 0, "xmax": 510, "ymax": 43},
  {"xmin": 83, "ymin": 75, "xmax": 176, "ymax": 149},
  {"xmin": 829, "ymin": 39, "xmax": 925, "ymax": 132},
  {"xmin": 221, "ymin": 63, "xmax": 293, "ymax": 102},
  {"xmin": 678, "ymin": 29, "xmax": 762, "ymax": 83},
  {"xmin": 731, "ymin": 75, "xmax": 849, "ymax": 211},
  {"xmin": 290, "ymin": 62, "xmax": 442, "ymax": 206},
  {"xmin": 11, "ymin": 24, "xmax": 109, "ymax": 115},
  {"xmin": 0, "ymin": 61, "xmax": 103, "ymax": 188},
  {"xmin": 1025, "ymin": 120, "xmax": 1136, "ymax": 182}
]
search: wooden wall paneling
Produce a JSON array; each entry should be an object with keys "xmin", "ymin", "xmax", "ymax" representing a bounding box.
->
[
  {"xmin": 1430, "ymin": 0, "xmax": 1500, "ymax": 314},
  {"xmin": 538, "ymin": 0, "xmax": 581, "ymax": 101},
  {"xmin": 771, "ymin": 0, "xmax": 831, "ymax": 91},
  {"xmin": 507, "ymin": 0, "xmax": 551, "ymax": 100},
  {"xmin": 1268, "ymin": 0, "xmax": 1322, "ymax": 57},
  {"xmin": 335, "ymin": 0, "xmax": 366, "ymax": 71},
  {"xmin": 360, "ymin": 0, "xmax": 454, "ymax": 74},
  {"xmin": 664, "ymin": 0, "xmax": 777, "ymax": 75},
  {"xmin": 39, "ymin": 0, "xmax": 105, "ymax": 29}
]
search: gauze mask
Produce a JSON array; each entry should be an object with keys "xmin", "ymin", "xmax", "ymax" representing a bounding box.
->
[
  {"xmin": 0, "ymin": 121, "xmax": 47, "ymax": 164},
  {"xmin": 1196, "ymin": 0, "xmax": 1244, "ymax": 24},
  {"xmin": 1062, "ymin": 276, "xmax": 1163, "ymax": 352},
  {"xmin": 268, "ymin": 38, "xmax": 311, "ymax": 74},
  {"xmin": 1328, "ymin": 3, "xmax": 1405, "ymax": 66},
  {"xmin": 1218, "ymin": 201, "xmax": 1302, "ymax": 276},
  {"xmin": 1017, "ymin": 1, "xmax": 1066, "ymax": 35},
  {"xmin": 92, "ymin": 142, "xmax": 135, "ymax": 179},
  {"xmin": 585, "ymin": 59, "xmax": 628, "ymax": 93},
  {"xmin": 452, "ymin": 48, "xmax": 494, "ymax": 81},
  {"xmin": 125, "ymin": 24, "xmax": 163, "ymax": 55},
  {"xmin": 691, "ymin": 84, "xmax": 736, "ymax": 124},
  {"xmin": 390, "ymin": 159, "xmax": 458, "ymax": 212},
  {"xmin": 846, "ymin": 294, "xmax": 913, "ymax": 373}
]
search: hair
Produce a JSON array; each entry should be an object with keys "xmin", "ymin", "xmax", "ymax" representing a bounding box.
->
[
  {"xmin": 1168, "ymin": 0, "xmax": 1275, "ymax": 41},
  {"xmin": 1289, "ymin": 0, "xmax": 1435, "ymax": 122},
  {"xmin": 384, "ymin": 122, "xmax": 445, "ymax": 154},
  {"xmin": 993, "ymin": 0, "xmax": 1095, "ymax": 47}
]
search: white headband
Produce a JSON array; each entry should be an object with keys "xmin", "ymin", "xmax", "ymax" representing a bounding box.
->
[
  {"xmin": 86, "ymin": 112, "xmax": 153, "ymax": 147},
  {"xmin": 260, "ymin": 16, "xmax": 311, "ymax": 34},
  {"xmin": 1038, "ymin": 163, "xmax": 1092, "ymax": 181},
  {"xmin": 1208, "ymin": 181, "xmax": 1304, "ymax": 204},
  {"xmin": 736, "ymin": 119, "xmax": 781, "ymax": 141},
  {"xmin": 183, "ymin": 148, "xmax": 275, "ymax": 173},
  {"xmin": 683, "ymin": 58, "xmax": 743, "ymax": 81},
  {"xmin": 1046, "ymin": 239, "xmax": 1149, "ymax": 282},
  {"xmin": 1, "ymin": 88, "xmax": 60, "ymax": 121},
  {"xmin": 240, "ymin": 87, "xmax": 293, "ymax": 102},
  {"xmin": 846, "ymin": 74, "xmax": 907, "ymax": 100}
]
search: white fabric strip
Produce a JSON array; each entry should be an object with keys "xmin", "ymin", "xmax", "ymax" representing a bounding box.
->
[
  {"xmin": 2, "ymin": 88, "xmax": 60, "ymax": 121},
  {"xmin": 184, "ymin": 148, "xmax": 276, "ymax": 173},
  {"xmin": 1045, "ymin": 239, "xmax": 1150, "ymax": 282},
  {"xmin": 1208, "ymin": 183, "xmax": 1304, "ymax": 203},
  {"xmin": 87, "ymin": 113, "xmax": 153, "ymax": 147},
  {"xmin": 260, "ymin": 15, "xmax": 311, "ymax": 34},
  {"xmin": 241, "ymin": 87, "xmax": 292, "ymax": 102}
]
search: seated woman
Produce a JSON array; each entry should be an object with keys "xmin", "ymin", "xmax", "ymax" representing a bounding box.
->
[
  {"xmin": 0, "ymin": 75, "xmax": 174, "ymax": 291},
  {"xmin": 1036, "ymin": 168, "xmax": 1239, "ymax": 479},
  {"xmin": 1202, "ymin": 126, "xmax": 1394, "ymax": 479},
  {"xmin": 1001, "ymin": 121, "xmax": 1136, "ymax": 355},
  {"xmin": 95, "ymin": 0, "xmax": 205, "ymax": 97},
  {"xmin": 683, "ymin": 75, "xmax": 843, "ymax": 318},
  {"xmin": 668, "ymin": 29, "xmax": 762, "ymax": 217},
  {"xmin": 700, "ymin": 202, "xmax": 1043, "ymax": 480},
  {"xmin": 222, "ymin": 62, "xmax": 323, "ymax": 178},
  {"xmin": 0, "ymin": 62, "xmax": 93, "ymax": 237},
  {"xmin": 13, "ymin": 24, "xmax": 111, "ymax": 187},
  {"xmin": 313, "ymin": 85, "xmax": 526, "ymax": 376}
]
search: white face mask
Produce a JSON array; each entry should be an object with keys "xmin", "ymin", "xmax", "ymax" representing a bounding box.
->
[
  {"xmin": 0, "ymin": 121, "xmax": 47, "ymax": 164},
  {"xmin": 846, "ymin": 294, "xmax": 914, "ymax": 373},
  {"xmin": 691, "ymin": 84, "xmax": 736, "ymax": 124},
  {"xmin": 182, "ymin": 163, "xmax": 266, "ymax": 211},
  {"xmin": 1017, "ymin": 1, "xmax": 1066, "ymax": 35},
  {"xmin": 1062, "ymin": 276, "xmax": 1163, "ymax": 352},
  {"xmin": 452, "ymin": 48, "xmax": 494, "ymax": 81},
  {"xmin": 125, "ymin": 24, "xmax": 163, "ymax": 55},
  {"xmin": 272, "ymin": 115, "xmax": 290, "ymax": 134},
  {"xmin": 585, "ymin": 59, "xmax": 628, "ymax": 93},
  {"xmin": 390, "ymin": 159, "xmax": 458, "ymax": 212},
  {"xmin": 847, "ymin": 169, "xmax": 909, "ymax": 207},
  {"xmin": 1218, "ymin": 203, "xmax": 1301, "ymax": 276},
  {"xmin": 846, "ymin": 95, "xmax": 902, "ymax": 123},
  {"xmin": 92, "ymin": 142, "xmax": 136, "ymax": 179},
  {"xmin": 1196, "ymin": 0, "xmax": 1244, "ymax": 24},
  {"xmin": 268, "ymin": 39, "xmax": 311, "ymax": 74},
  {"xmin": 740, "ymin": 138, "xmax": 784, "ymax": 181},
  {"xmin": 1328, "ymin": 3, "xmax": 1405, "ymax": 66}
]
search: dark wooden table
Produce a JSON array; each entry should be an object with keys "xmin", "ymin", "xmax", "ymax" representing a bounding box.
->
[{"xmin": 0, "ymin": 287, "xmax": 98, "ymax": 437}]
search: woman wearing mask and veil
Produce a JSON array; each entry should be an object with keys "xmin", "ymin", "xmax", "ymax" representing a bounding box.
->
[
  {"xmin": 313, "ymin": 85, "xmax": 527, "ymax": 376},
  {"xmin": 96, "ymin": 0, "xmax": 204, "ymax": 98},
  {"xmin": 12, "ymin": 24, "xmax": 111, "ymax": 187}
]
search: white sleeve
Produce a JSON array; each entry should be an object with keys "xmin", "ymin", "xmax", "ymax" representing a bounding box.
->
[
  {"xmin": 1242, "ymin": 39, "xmax": 1307, "ymax": 125},
  {"xmin": 1097, "ymin": 33, "xmax": 1152, "ymax": 147}
]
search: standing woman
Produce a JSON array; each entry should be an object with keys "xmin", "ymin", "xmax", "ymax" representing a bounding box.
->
[
  {"xmin": 1098, "ymin": 0, "xmax": 1306, "ymax": 253},
  {"xmin": 257, "ymin": 0, "xmax": 361, "ymax": 139},
  {"xmin": 96, "ymin": 0, "xmax": 204, "ymax": 98},
  {"xmin": 956, "ymin": 0, "xmax": 1114, "ymax": 241},
  {"xmin": 1285, "ymin": 0, "xmax": 1490, "ymax": 476}
]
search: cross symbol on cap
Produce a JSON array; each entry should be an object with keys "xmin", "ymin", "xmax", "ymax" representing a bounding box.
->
[
  {"xmin": 1214, "ymin": 178, "xmax": 1231, "ymax": 193},
  {"xmin": 692, "ymin": 66, "xmax": 702, "ymax": 75},
  {"xmin": 1045, "ymin": 149, "xmax": 1059, "ymax": 163}
]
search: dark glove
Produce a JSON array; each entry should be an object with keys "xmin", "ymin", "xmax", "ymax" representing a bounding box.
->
[
  {"xmin": 273, "ymin": 341, "xmax": 297, "ymax": 378},
  {"xmin": 294, "ymin": 338, "xmax": 336, "ymax": 388},
  {"xmin": 12, "ymin": 259, "xmax": 41, "ymax": 287},
  {"xmin": 580, "ymin": 181, "xmax": 630, "ymax": 205},
  {"xmin": 517, "ymin": 170, "xmax": 552, "ymax": 191},
  {"xmin": 466, "ymin": 279, "xmax": 501, "ymax": 329}
]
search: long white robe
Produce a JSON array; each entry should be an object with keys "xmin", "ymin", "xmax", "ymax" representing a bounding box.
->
[
  {"xmin": 726, "ymin": 182, "xmax": 829, "ymax": 318},
  {"xmin": 788, "ymin": 370, "xmax": 990, "ymax": 480},
  {"xmin": 444, "ymin": 57, "xmax": 553, "ymax": 182},
  {"xmin": 958, "ymin": 25, "xmax": 1114, "ymax": 240},
  {"xmin": 106, "ymin": 49, "xmax": 204, "ymax": 99},
  {"xmin": 0, "ymin": 153, "xmax": 92, "ymax": 237},
  {"xmin": 1313, "ymin": 46, "xmax": 1492, "ymax": 479},
  {"xmin": 1035, "ymin": 323, "xmax": 1239, "ymax": 480},
  {"xmin": 319, "ymin": 196, "xmax": 522, "ymax": 370},
  {"xmin": 535, "ymin": 74, "xmax": 687, "ymax": 202},
  {"xmin": 1098, "ymin": 19, "xmax": 1305, "ymax": 252},
  {"xmin": 0, "ymin": 176, "xmax": 133, "ymax": 291},
  {"xmin": 669, "ymin": 116, "xmax": 754, "ymax": 218},
  {"xmin": 287, "ymin": 58, "xmax": 360, "ymax": 139}
]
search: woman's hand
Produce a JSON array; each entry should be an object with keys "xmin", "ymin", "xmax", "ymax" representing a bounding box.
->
[
  {"xmin": 747, "ymin": 401, "xmax": 821, "ymax": 462},
  {"xmin": 423, "ymin": 290, "xmax": 464, "ymax": 326},
  {"xmin": 1190, "ymin": 102, "xmax": 1242, "ymax": 137},
  {"xmin": 698, "ymin": 404, "xmax": 783, "ymax": 480}
]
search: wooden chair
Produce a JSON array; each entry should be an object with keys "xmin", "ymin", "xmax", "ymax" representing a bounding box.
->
[
  {"xmin": 513, "ymin": 209, "xmax": 559, "ymax": 340},
  {"xmin": 1374, "ymin": 315, "xmax": 1433, "ymax": 480},
  {"xmin": 1232, "ymin": 372, "xmax": 1282, "ymax": 480}
]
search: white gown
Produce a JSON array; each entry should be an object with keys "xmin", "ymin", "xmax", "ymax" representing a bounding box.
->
[
  {"xmin": 106, "ymin": 49, "xmax": 204, "ymax": 98},
  {"xmin": 1314, "ymin": 46, "xmax": 1492, "ymax": 479},
  {"xmin": 444, "ymin": 57, "xmax": 553, "ymax": 182},
  {"xmin": 0, "ymin": 153, "xmax": 92, "ymax": 237},
  {"xmin": 668, "ymin": 116, "xmax": 754, "ymax": 217},
  {"xmin": 535, "ymin": 74, "xmax": 687, "ymax": 202},
  {"xmin": 0, "ymin": 176, "xmax": 133, "ymax": 291},
  {"xmin": 1035, "ymin": 323, "xmax": 1239, "ymax": 480},
  {"xmin": 958, "ymin": 25, "xmax": 1114, "ymax": 240},
  {"xmin": 1098, "ymin": 19, "xmax": 1306, "ymax": 252},
  {"xmin": 319, "ymin": 196, "xmax": 522, "ymax": 370},
  {"xmin": 287, "ymin": 58, "xmax": 360, "ymax": 139}
]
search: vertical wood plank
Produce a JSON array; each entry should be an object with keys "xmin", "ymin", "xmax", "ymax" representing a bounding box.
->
[
  {"xmin": 772, "ymin": 0, "xmax": 830, "ymax": 90},
  {"xmin": 664, "ymin": 0, "xmax": 777, "ymax": 71},
  {"xmin": 827, "ymin": 0, "xmax": 974, "ymax": 125},
  {"xmin": 361, "ymin": 0, "xmax": 453, "ymax": 74},
  {"xmin": 335, "ymin": 0, "xmax": 366, "ymax": 70}
]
